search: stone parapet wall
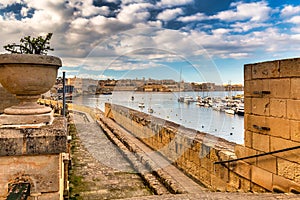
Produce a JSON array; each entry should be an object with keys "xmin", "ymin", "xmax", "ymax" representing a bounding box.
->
[
  {"xmin": 0, "ymin": 84, "xmax": 19, "ymax": 113},
  {"xmin": 105, "ymin": 103, "xmax": 266, "ymax": 192},
  {"xmin": 240, "ymin": 58, "xmax": 300, "ymax": 193}
]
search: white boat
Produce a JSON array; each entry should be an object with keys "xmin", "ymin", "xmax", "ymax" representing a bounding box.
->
[
  {"xmin": 198, "ymin": 101, "xmax": 205, "ymax": 106},
  {"xmin": 196, "ymin": 96, "xmax": 202, "ymax": 101},
  {"xmin": 236, "ymin": 103, "xmax": 244, "ymax": 116},
  {"xmin": 196, "ymin": 102, "xmax": 204, "ymax": 106},
  {"xmin": 178, "ymin": 96, "xmax": 184, "ymax": 102},
  {"xmin": 148, "ymin": 108, "xmax": 154, "ymax": 113},
  {"xmin": 184, "ymin": 96, "xmax": 194, "ymax": 104},
  {"xmin": 212, "ymin": 103, "xmax": 224, "ymax": 111},
  {"xmin": 138, "ymin": 102, "xmax": 145, "ymax": 108},
  {"xmin": 225, "ymin": 109, "xmax": 235, "ymax": 115}
]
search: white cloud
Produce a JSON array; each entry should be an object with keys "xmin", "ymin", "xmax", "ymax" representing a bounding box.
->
[
  {"xmin": 107, "ymin": 60, "xmax": 165, "ymax": 71},
  {"xmin": 177, "ymin": 13, "xmax": 206, "ymax": 22},
  {"xmin": 287, "ymin": 15, "xmax": 300, "ymax": 24},
  {"xmin": 230, "ymin": 21, "xmax": 269, "ymax": 32},
  {"xmin": 63, "ymin": 15, "xmax": 132, "ymax": 56},
  {"xmin": 186, "ymin": 26, "xmax": 296, "ymax": 59},
  {"xmin": 225, "ymin": 53, "xmax": 250, "ymax": 59},
  {"xmin": 117, "ymin": 3, "xmax": 153, "ymax": 23},
  {"xmin": 290, "ymin": 34, "xmax": 300, "ymax": 40},
  {"xmin": 70, "ymin": 0, "xmax": 111, "ymax": 17},
  {"xmin": 70, "ymin": 17, "xmax": 90, "ymax": 30},
  {"xmin": 146, "ymin": 20, "xmax": 163, "ymax": 28},
  {"xmin": 20, "ymin": 7, "xmax": 29, "ymax": 17},
  {"xmin": 3, "ymin": 11, "xmax": 16, "ymax": 20},
  {"xmin": 281, "ymin": 5, "xmax": 300, "ymax": 17},
  {"xmin": 212, "ymin": 28, "xmax": 230, "ymax": 35},
  {"xmin": 177, "ymin": 2, "xmax": 271, "ymax": 24},
  {"xmin": 0, "ymin": 0, "xmax": 22, "ymax": 8},
  {"xmin": 105, "ymin": 0, "xmax": 120, "ymax": 3},
  {"xmin": 157, "ymin": 8, "xmax": 183, "ymax": 21},
  {"xmin": 0, "ymin": 0, "xmax": 73, "ymax": 48},
  {"xmin": 212, "ymin": 2, "xmax": 271, "ymax": 22},
  {"xmin": 121, "ymin": 0, "xmax": 148, "ymax": 4},
  {"xmin": 291, "ymin": 27, "xmax": 300, "ymax": 33},
  {"xmin": 157, "ymin": 0, "xmax": 193, "ymax": 8},
  {"xmin": 75, "ymin": 73, "xmax": 111, "ymax": 80}
]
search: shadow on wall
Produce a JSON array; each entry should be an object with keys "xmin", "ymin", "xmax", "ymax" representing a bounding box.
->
[{"xmin": 0, "ymin": 84, "xmax": 19, "ymax": 113}]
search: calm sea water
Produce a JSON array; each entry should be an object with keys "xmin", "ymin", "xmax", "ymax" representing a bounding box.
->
[{"xmin": 73, "ymin": 91, "xmax": 244, "ymax": 144}]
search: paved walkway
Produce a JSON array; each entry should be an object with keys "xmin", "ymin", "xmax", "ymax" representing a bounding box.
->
[{"xmin": 69, "ymin": 112, "xmax": 152, "ymax": 199}]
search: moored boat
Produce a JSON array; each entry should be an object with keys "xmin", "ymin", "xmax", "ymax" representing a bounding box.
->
[
  {"xmin": 225, "ymin": 108, "xmax": 235, "ymax": 115},
  {"xmin": 138, "ymin": 102, "xmax": 145, "ymax": 108},
  {"xmin": 236, "ymin": 103, "xmax": 244, "ymax": 116}
]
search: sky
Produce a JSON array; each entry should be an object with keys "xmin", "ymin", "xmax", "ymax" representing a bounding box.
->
[{"xmin": 1, "ymin": 0, "xmax": 300, "ymax": 84}]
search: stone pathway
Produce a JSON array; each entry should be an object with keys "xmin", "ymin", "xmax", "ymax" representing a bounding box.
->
[
  {"xmin": 99, "ymin": 112, "xmax": 207, "ymax": 194},
  {"xmin": 69, "ymin": 112, "xmax": 152, "ymax": 199}
]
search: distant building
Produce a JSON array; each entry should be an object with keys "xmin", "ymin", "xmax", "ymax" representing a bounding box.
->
[
  {"xmin": 223, "ymin": 83, "xmax": 244, "ymax": 91},
  {"xmin": 67, "ymin": 77, "xmax": 98, "ymax": 94},
  {"xmin": 142, "ymin": 83, "xmax": 171, "ymax": 92},
  {"xmin": 54, "ymin": 77, "xmax": 243, "ymax": 94}
]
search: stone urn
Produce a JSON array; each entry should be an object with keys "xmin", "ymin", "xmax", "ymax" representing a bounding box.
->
[{"xmin": 0, "ymin": 54, "xmax": 62, "ymax": 126}]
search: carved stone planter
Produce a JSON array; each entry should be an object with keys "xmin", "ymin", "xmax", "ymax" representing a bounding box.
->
[{"xmin": 0, "ymin": 54, "xmax": 62, "ymax": 126}]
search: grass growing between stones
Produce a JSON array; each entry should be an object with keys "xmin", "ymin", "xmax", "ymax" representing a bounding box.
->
[{"xmin": 68, "ymin": 123, "xmax": 88, "ymax": 200}]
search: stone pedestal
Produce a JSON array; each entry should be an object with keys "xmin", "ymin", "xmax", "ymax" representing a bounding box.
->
[
  {"xmin": 0, "ymin": 117, "xmax": 68, "ymax": 200},
  {"xmin": 0, "ymin": 111, "xmax": 54, "ymax": 128}
]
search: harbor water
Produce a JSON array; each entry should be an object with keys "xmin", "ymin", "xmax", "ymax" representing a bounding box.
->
[{"xmin": 73, "ymin": 91, "xmax": 244, "ymax": 144}]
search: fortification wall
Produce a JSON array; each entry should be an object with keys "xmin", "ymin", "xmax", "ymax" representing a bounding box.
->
[{"xmin": 105, "ymin": 103, "xmax": 265, "ymax": 192}]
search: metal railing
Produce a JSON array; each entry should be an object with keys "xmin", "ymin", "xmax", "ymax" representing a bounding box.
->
[{"xmin": 214, "ymin": 145, "xmax": 300, "ymax": 165}]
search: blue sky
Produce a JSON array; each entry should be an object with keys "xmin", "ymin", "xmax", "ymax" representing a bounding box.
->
[{"xmin": 1, "ymin": 0, "xmax": 300, "ymax": 84}]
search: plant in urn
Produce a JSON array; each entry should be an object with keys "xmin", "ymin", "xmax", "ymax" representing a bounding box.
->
[{"xmin": 0, "ymin": 33, "xmax": 62, "ymax": 126}]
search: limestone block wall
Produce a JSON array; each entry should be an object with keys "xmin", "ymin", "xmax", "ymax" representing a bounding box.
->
[
  {"xmin": 105, "ymin": 103, "xmax": 266, "ymax": 192},
  {"xmin": 0, "ymin": 117, "xmax": 69, "ymax": 200},
  {"xmin": 0, "ymin": 84, "xmax": 19, "ymax": 113},
  {"xmin": 238, "ymin": 58, "xmax": 300, "ymax": 193}
]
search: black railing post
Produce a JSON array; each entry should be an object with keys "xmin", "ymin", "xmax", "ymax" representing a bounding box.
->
[{"xmin": 62, "ymin": 71, "xmax": 66, "ymax": 117}]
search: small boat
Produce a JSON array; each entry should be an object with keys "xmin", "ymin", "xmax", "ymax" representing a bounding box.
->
[
  {"xmin": 204, "ymin": 103, "xmax": 210, "ymax": 107},
  {"xmin": 212, "ymin": 103, "xmax": 224, "ymax": 111},
  {"xmin": 196, "ymin": 96, "xmax": 202, "ymax": 102},
  {"xmin": 184, "ymin": 96, "xmax": 194, "ymax": 104},
  {"xmin": 236, "ymin": 103, "xmax": 244, "ymax": 116},
  {"xmin": 196, "ymin": 101, "xmax": 205, "ymax": 106},
  {"xmin": 101, "ymin": 91, "xmax": 112, "ymax": 95},
  {"xmin": 148, "ymin": 108, "xmax": 154, "ymax": 113},
  {"xmin": 138, "ymin": 102, "xmax": 145, "ymax": 108},
  {"xmin": 178, "ymin": 96, "xmax": 184, "ymax": 102},
  {"xmin": 225, "ymin": 109, "xmax": 235, "ymax": 115}
]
